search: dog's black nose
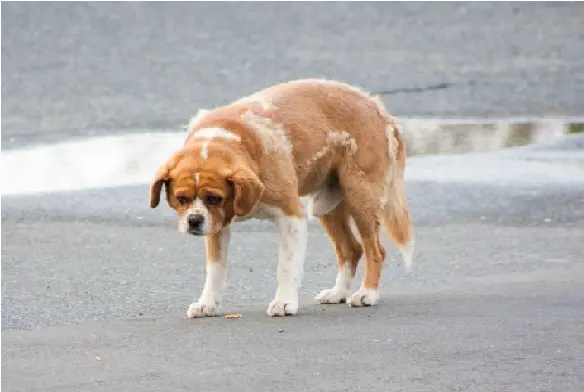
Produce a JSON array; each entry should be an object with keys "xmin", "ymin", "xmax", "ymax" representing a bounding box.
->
[{"xmin": 187, "ymin": 214, "xmax": 204, "ymax": 229}]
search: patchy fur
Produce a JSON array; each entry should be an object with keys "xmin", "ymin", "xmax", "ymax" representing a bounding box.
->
[{"xmin": 150, "ymin": 78, "xmax": 414, "ymax": 317}]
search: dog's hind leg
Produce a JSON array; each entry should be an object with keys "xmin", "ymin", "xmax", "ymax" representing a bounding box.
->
[
  {"xmin": 338, "ymin": 171, "xmax": 387, "ymax": 308},
  {"xmin": 315, "ymin": 201, "xmax": 362, "ymax": 304}
]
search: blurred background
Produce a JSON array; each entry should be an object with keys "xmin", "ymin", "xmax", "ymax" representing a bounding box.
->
[
  {"xmin": 2, "ymin": 2, "xmax": 584, "ymax": 148},
  {"xmin": 2, "ymin": 3, "xmax": 584, "ymax": 392}
]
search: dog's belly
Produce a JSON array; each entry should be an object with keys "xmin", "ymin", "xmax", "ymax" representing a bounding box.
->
[
  {"xmin": 308, "ymin": 186, "xmax": 342, "ymax": 217},
  {"xmin": 232, "ymin": 202, "xmax": 278, "ymax": 223},
  {"xmin": 306, "ymin": 171, "xmax": 343, "ymax": 217}
]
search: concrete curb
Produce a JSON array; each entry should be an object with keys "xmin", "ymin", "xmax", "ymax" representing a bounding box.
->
[
  {"xmin": 2, "ymin": 119, "xmax": 583, "ymax": 196},
  {"xmin": 398, "ymin": 118, "xmax": 580, "ymax": 156}
]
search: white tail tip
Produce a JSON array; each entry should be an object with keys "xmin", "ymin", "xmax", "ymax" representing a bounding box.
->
[{"xmin": 400, "ymin": 240, "xmax": 414, "ymax": 274}]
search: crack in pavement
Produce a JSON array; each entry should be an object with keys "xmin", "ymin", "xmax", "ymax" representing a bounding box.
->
[{"xmin": 373, "ymin": 81, "xmax": 471, "ymax": 96}]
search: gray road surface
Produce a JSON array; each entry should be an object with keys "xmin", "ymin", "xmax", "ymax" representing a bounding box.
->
[
  {"xmin": 2, "ymin": 2, "xmax": 584, "ymax": 148},
  {"xmin": 3, "ymin": 152, "xmax": 584, "ymax": 391},
  {"xmin": 2, "ymin": 3, "xmax": 584, "ymax": 392}
]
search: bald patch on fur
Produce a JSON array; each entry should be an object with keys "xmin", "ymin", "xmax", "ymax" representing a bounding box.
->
[
  {"xmin": 327, "ymin": 131, "xmax": 358, "ymax": 154},
  {"xmin": 235, "ymin": 89, "xmax": 278, "ymax": 112},
  {"xmin": 382, "ymin": 112, "xmax": 400, "ymax": 164},
  {"xmin": 152, "ymin": 78, "xmax": 415, "ymax": 317},
  {"xmin": 189, "ymin": 127, "xmax": 242, "ymax": 161},
  {"xmin": 290, "ymin": 78, "xmax": 399, "ymax": 163},
  {"xmin": 240, "ymin": 94, "xmax": 276, "ymax": 111},
  {"xmin": 184, "ymin": 109, "xmax": 211, "ymax": 145},
  {"xmin": 301, "ymin": 130, "xmax": 357, "ymax": 170},
  {"xmin": 191, "ymin": 127, "xmax": 241, "ymax": 142},
  {"xmin": 241, "ymin": 111, "xmax": 292, "ymax": 156}
]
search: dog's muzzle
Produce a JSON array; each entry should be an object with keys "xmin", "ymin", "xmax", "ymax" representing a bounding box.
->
[{"xmin": 187, "ymin": 214, "xmax": 205, "ymax": 235}]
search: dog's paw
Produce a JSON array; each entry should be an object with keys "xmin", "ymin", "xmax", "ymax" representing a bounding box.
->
[
  {"xmin": 186, "ymin": 302, "xmax": 218, "ymax": 318},
  {"xmin": 315, "ymin": 287, "xmax": 349, "ymax": 304},
  {"xmin": 347, "ymin": 288, "xmax": 379, "ymax": 308},
  {"xmin": 266, "ymin": 298, "xmax": 298, "ymax": 317}
]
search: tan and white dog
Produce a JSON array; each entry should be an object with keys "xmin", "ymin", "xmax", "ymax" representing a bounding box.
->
[{"xmin": 149, "ymin": 78, "xmax": 414, "ymax": 318}]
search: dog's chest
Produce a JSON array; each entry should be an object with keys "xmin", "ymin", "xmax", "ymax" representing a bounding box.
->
[{"xmin": 232, "ymin": 203, "xmax": 279, "ymax": 223}]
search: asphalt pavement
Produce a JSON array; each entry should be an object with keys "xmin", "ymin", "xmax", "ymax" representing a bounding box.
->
[
  {"xmin": 3, "ymin": 2, "xmax": 584, "ymax": 147},
  {"xmin": 2, "ymin": 3, "xmax": 584, "ymax": 392}
]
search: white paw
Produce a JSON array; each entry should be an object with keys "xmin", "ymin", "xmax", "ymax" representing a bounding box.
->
[
  {"xmin": 315, "ymin": 287, "xmax": 349, "ymax": 304},
  {"xmin": 266, "ymin": 298, "xmax": 298, "ymax": 317},
  {"xmin": 186, "ymin": 302, "xmax": 218, "ymax": 318},
  {"xmin": 347, "ymin": 287, "xmax": 379, "ymax": 307}
]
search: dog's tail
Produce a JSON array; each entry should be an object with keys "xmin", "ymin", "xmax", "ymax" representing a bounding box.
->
[{"xmin": 380, "ymin": 119, "xmax": 414, "ymax": 273}]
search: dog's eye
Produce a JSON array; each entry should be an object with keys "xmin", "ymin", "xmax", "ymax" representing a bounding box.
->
[
  {"xmin": 205, "ymin": 194, "xmax": 222, "ymax": 205},
  {"xmin": 176, "ymin": 195, "xmax": 189, "ymax": 205}
]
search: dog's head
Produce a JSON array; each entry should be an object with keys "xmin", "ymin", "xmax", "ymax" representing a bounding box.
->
[{"xmin": 149, "ymin": 144, "xmax": 265, "ymax": 236}]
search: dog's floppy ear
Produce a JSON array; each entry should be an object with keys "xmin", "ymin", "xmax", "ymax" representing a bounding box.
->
[
  {"xmin": 149, "ymin": 165, "xmax": 170, "ymax": 209},
  {"xmin": 150, "ymin": 150, "xmax": 184, "ymax": 208},
  {"xmin": 228, "ymin": 167, "xmax": 265, "ymax": 217},
  {"xmin": 150, "ymin": 151, "xmax": 185, "ymax": 208}
]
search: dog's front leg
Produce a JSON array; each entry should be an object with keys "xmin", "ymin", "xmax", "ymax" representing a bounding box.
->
[
  {"xmin": 267, "ymin": 209, "xmax": 308, "ymax": 317},
  {"xmin": 187, "ymin": 226, "xmax": 231, "ymax": 318}
]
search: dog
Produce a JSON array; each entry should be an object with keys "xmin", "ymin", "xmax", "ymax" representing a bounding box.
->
[{"xmin": 149, "ymin": 78, "xmax": 414, "ymax": 318}]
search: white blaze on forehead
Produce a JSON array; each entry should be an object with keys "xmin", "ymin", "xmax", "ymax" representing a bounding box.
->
[
  {"xmin": 201, "ymin": 141, "xmax": 210, "ymax": 160},
  {"xmin": 195, "ymin": 173, "xmax": 200, "ymax": 186}
]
